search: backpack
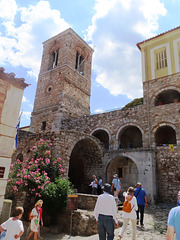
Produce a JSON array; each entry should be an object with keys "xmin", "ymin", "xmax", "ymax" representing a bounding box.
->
[{"xmin": 122, "ymin": 200, "xmax": 132, "ymax": 213}]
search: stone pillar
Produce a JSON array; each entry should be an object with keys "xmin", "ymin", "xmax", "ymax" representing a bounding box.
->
[{"xmin": 0, "ymin": 199, "xmax": 12, "ymax": 224}]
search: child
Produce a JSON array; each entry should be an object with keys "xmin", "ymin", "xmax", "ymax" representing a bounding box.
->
[
  {"xmin": 0, "ymin": 206, "xmax": 24, "ymax": 240},
  {"xmin": 27, "ymin": 200, "xmax": 43, "ymax": 240}
]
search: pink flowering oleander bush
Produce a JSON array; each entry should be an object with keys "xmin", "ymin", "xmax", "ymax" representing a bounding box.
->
[
  {"xmin": 7, "ymin": 139, "xmax": 73, "ymax": 225},
  {"xmin": 7, "ymin": 139, "xmax": 66, "ymax": 198}
]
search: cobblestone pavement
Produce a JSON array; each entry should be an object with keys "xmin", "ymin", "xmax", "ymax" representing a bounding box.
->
[{"xmin": 22, "ymin": 203, "xmax": 175, "ymax": 240}]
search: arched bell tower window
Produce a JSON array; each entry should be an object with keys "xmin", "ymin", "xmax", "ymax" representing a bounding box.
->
[
  {"xmin": 75, "ymin": 51, "xmax": 84, "ymax": 75},
  {"xmin": 52, "ymin": 49, "xmax": 59, "ymax": 68}
]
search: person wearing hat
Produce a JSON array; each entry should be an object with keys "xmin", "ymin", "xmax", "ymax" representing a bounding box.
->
[
  {"xmin": 111, "ymin": 174, "xmax": 121, "ymax": 204},
  {"xmin": 134, "ymin": 182, "xmax": 148, "ymax": 227},
  {"xmin": 94, "ymin": 183, "xmax": 118, "ymax": 240}
]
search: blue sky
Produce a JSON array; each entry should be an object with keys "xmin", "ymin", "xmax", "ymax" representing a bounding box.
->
[{"xmin": 0, "ymin": 0, "xmax": 180, "ymax": 127}]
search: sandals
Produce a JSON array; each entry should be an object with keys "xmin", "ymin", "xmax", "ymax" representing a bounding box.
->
[{"xmin": 118, "ymin": 235, "xmax": 122, "ymax": 239}]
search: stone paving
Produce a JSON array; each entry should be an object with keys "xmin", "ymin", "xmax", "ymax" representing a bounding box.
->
[{"xmin": 21, "ymin": 203, "xmax": 175, "ymax": 240}]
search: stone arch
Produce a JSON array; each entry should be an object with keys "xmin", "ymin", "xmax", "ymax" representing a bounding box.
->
[
  {"xmin": 116, "ymin": 123, "xmax": 143, "ymax": 149},
  {"xmin": 90, "ymin": 128, "xmax": 111, "ymax": 150},
  {"xmin": 153, "ymin": 124, "xmax": 177, "ymax": 146},
  {"xmin": 151, "ymin": 87, "xmax": 180, "ymax": 106},
  {"xmin": 106, "ymin": 156, "xmax": 139, "ymax": 193},
  {"xmin": 68, "ymin": 137, "xmax": 103, "ymax": 193}
]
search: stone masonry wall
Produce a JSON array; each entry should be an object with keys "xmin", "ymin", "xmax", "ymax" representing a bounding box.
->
[
  {"xmin": 156, "ymin": 147, "xmax": 180, "ymax": 202},
  {"xmin": 61, "ymin": 104, "xmax": 150, "ymax": 150},
  {"xmin": 143, "ymin": 72, "xmax": 180, "ymax": 146}
]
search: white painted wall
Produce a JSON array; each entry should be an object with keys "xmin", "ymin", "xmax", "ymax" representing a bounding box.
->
[{"xmin": 0, "ymin": 84, "xmax": 24, "ymax": 217}]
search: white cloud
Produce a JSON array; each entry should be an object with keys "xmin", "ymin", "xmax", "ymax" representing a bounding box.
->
[
  {"xmin": 22, "ymin": 111, "xmax": 31, "ymax": 120},
  {"xmin": 28, "ymin": 103, "xmax": 33, "ymax": 110},
  {"xmin": 0, "ymin": 0, "xmax": 17, "ymax": 21},
  {"xmin": 22, "ymin": 96, "xmax": 28, "ymax": 103},
  {"xmin": 95, "ymin": 109, "xmax": 105, "ymax": 114},
  {"xmin": 0, "ymin": 0, "xmax": 70, "ymax": 79},
  {"xmin": 85, "ymin": 0, "xmax": 167, "ymax": 99}
]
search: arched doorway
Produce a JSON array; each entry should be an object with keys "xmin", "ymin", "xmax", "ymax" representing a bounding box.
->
[
  {"xmin": 68, "ymin": 138, "xmax": 103, "ymax": 193},
  {"xmin": 106, "ymin": 156, "xmax": 138, "ymax": 192}
]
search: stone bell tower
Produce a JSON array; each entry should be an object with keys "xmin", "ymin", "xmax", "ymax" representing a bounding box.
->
[{"xmin": 30, "ymin": 28, "xmax": 93, "ymax": 133}]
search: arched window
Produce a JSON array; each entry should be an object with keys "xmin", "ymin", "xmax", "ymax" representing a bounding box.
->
[
  {"xmin": 155, "ymin": 90, "xmax": 180, "ymax": 106},
  {"xmin": 119, "ymin": 126, "xmax": 142, "ymax": 149},
  {"xmin": 92, "ymin": 130, "xmax": 109, "ymax": 150},
  {"xmin": 75, "ymin": 51, "xmax": 84, "ymax": 75},
  {"xmin": 155, "ymin": 126, "xmax": 176, "ymax": 146},
  {"xmin": 52, "ymin": 49, "xmax": 59, "ymax": 68}
]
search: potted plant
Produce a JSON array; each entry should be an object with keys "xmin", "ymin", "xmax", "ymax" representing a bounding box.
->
[
  {"xmin": 174, "ymin": 98, "xmax": 179, "ymax": 103},
  {"xmin": 158, "ymin": 101, "xmax": 163, "ymax": 106}
]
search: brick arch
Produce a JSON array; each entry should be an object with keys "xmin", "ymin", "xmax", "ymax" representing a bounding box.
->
[
  {"xmin": 67, "ymin": 133, "xmax": 104, "ymax": 159},
  {"xmin": 74, "ymin": 44, "xmax": 87, "ymax": 57},
  {"xmin": 152, "ymin": 122, "xmax": 177, "ymax": 134},
  {"xmin": 151, "ymin": 86, "xmax": 180, "ymax": 105},
  {"xmin": 116, "ymin": 122, "xmax": 144, "ymax": 140},
  {"xmin": 48, "ymin": 42, "xmax": 63, "ymax": 54},
  {"xmin": 115, "ymin": 122, "xmax": 144, "ymax": 149}
]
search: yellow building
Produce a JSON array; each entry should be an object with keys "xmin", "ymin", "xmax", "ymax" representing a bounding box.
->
[{"xmin": 137, "ymin": 26, "xmax": 180, "ymax": 82}]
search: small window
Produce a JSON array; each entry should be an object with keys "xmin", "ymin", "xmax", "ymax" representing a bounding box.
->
[
  {"xmin": 75, "ymin": 51, "xmax": 84, "ymax": 75},
  {"xmin": 41, "ymin": 121, "xmax": 46, "ymax": 131},
  {"xmin": 52, "ymin": 49, "xmax": 59, "ymax": 68},
  {"xmin": 156, "ymin": 50, "xmax": 167, "ymax": 70}
]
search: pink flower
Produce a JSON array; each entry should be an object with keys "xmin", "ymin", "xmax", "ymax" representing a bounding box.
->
[{"xmin": 45, "ymin": 158, "xmax": 50, "ymax": 164}]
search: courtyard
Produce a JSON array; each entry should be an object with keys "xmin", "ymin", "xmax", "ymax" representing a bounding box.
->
[{"xmin": 21, "ymin": 203, "xmax": 174, "ymax": 240}]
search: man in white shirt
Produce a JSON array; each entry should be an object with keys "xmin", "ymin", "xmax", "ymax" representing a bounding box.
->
[{"xmin": 94, "ymin": 183, "xmax": 118, "ymax": 240}]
